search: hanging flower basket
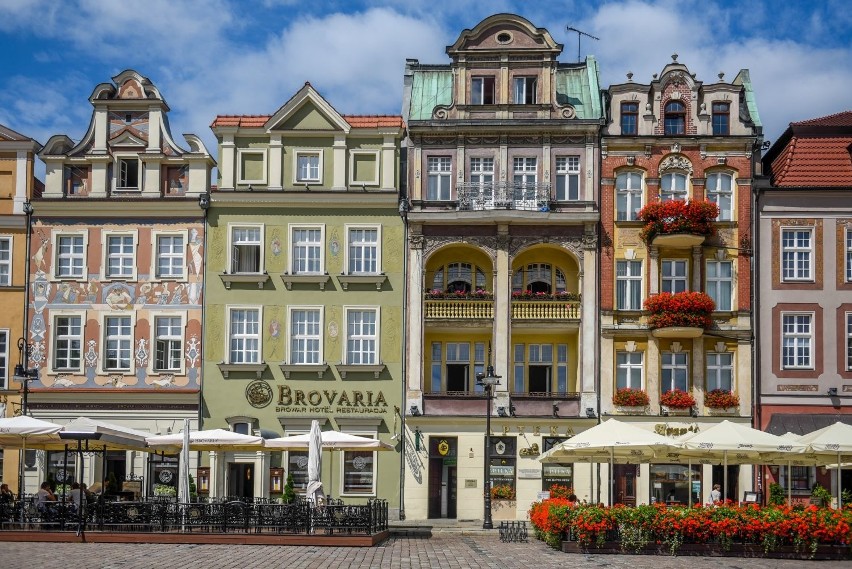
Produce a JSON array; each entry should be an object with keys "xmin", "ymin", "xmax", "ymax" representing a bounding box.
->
[
  {"xmin": 637, "ymin": 200, "xmax": 719, "ymax": 245},
  {"xmin": 612, "ymin": 387, "xmax": 650, "ymax": 407},
  {"xmin": 644, "ymin": 291, "xmax": 715, "ymax": 330},
  {"xmin": 660, "ymin": 389, "xmax": 696, "ymax": 409},
  {"xmin": 704, "ymin": 389, "xmax": 740, "ymax": 409}
]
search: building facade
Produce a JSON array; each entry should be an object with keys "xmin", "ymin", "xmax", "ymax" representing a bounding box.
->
[
  {"xmin": 758, "ymin": 111, "xmax": 852, "ymax": 503},
  {"xmin": 0, "ymin": 124, "xmax": 42, "ymax": 491},
  {"xmin": 207, "ymin": 84, "xmax": 405, "ymax": 513},
  {"xmin": 402, "ymin": 15, "xmax": 603, "ymax": 520},
  {"xmin": 600, "ymin": 56, "xmax": 762, "ymax": 504},
  {"xmin": 27, "ymin": 70, "xmax": 213, "ymax": 496}
]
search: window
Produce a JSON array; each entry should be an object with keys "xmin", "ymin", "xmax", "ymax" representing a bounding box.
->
[
  {"xmin": 346, "ymin": 309, "xmax": 378, "ymax": 365},
  {"xmin": 0, "ymin": 237, "xmax": 10, "ymax": 286},
  {"xmin": 287, "ymin": 449, "xmax": 309, "ymax": 492},
  {"xmin": 847, "ymin": 229, "xmax": 852, "ymax": 282},
  {"xmin": 346, "ymin": 227, "xmax": 379, "ymax": 274},
  {"xmin": 660, "ymin": 172, "xmax": 688, "ymax": 201},
  {"xmin": 116, "ymin": 157, "xmax": 140, "ymax": 190},
  {"xmin": 431, "ymin": 262, "xmax": 487, "ymax": 293},
  {"xmin": 513, "ymin": 76, "xmax": 537, "ymax": 104},
  {"xmin": 616, "ymin": 351, "xmax": 643, "ymax": 389},
  {"xmin": 105, "ymin": 234, "xmax": 135, "ymax": 278},
  {"xmin": 295, "ymin": 151, "xmax": 321, "ymax": 183},
  {"xmin": 469, "ymin": 157, "xmax": 494, "ymax": 186},
  {"xmin": 471, "ymin": 77, "xmax": 495, "ymax": 105},
  {"xmin": 847, "ymin": 313, "xmax": 852, "ymax": 371},
  {"xmin": 712, "ymin": 102, "xmax": 730, "ymax": 136},
  {"xmin": 621, "ymin": 102, "xmax": 639, "ymax": 135},
  {"xmin": 706, "ymin": 172, "xmax": 733, "ymax": 220},
  {"xmin": 154, "ymin": 316, "xmax": 183, "ymax": 372},
  {"xmin": 780, "ymin": 465, "xmax": 814, "ymax": 492},
  {"xmin": 616, "ymin": 260, "xmax": 642, "ymax": 310},
  {"xmin": 53, "ymin": 315, "xmax": 82, "ymax": 371},
  {"xmin": 661, "ymin": 351, "xmax": 689, "ymax": 392},
  {"xmin": 291, "ymin": 226, "xmax": 323, "ymax": 274},
  {"xmin": 426, "ymin": 156, "xmax": 451, "ymax": 201},
  {"xmin": 55, "ymin": 234, "xmax": 85, "ymax": 279},
  {"xmin": 513, "ymin": 157, "xmax": 537, "ymax": 187},
  {"xmin": 290, "ymin": 308, "xmax": 321, "ymax": 364},
  {"xmin": 342, "ymin": 440, "xmax": 375, "ymax": 495},
  {"xmin": 229, "ymin": 308, "xmax": 260, "ymax": 364},
  {"xmin": 446, "ymin": 342, "xmax": 470, "ymax": 392},
  {"xmin": 781, "ymin": 229, "xmax": 812, "ymax": 281},
  {"xmin": 429, "ymin": 341, "xmax": 485, "ymax": 393},
  {"xmin": 782, "ymin": 313, "xmax": 813, "ymax": 369},
  {"xmin": 512, "ymin": 263, "xmax": 567, "ymax": 294},
  {"xmin": 706, "ymin": 260, "xmax": 733, "ymax": 311},
  {"xmin": 155, "ymin": 234, "xmax": 185, "ymax": 279},
  {"xmin": 0, "ymin": 330, "xmax": 7, "ymax": 389},
  {"xmin": 512, "ymin": 343, "xmax": 568, "ymax": 394},
  {"xmin": 230, "ymin": 226, "xmax": 262, "ymax": 274},
  {"xmin": 661, "ymin": 260, "xmax": 688, "ymax": 293},
  {"xmin": 664, "ymin": 101, "xmax": 686, "ymax": 135},
  {"xmin": 616, "ymin": 172, "xmax": 643, "ymax": 220},
  {"xmin": 104, "ymin": 315, "xmax": 132, "ymax": 371},
  {"xmin": 706, "ymin": 352, "xmax": 733, "ymax": 391},
  {"xmin": 232, "ymin": 422, "xmax": 251, "ymax": 435},
  {"xmin": 555, "ymin": 156, "xmax": 580, "ymax": 201},
  {"xmin": 238, "ymin": 149, "xmax": 267, "ymax": 185}
]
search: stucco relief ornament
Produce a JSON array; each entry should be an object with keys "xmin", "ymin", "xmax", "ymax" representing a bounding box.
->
[
  {"xmin": 495, "ymin": 440, "xmax": 506, "ymax": 455},
  {"xmin": 328, "ymin": 321, "xmax": 338, "ymax": 339},
  {"xmin": 271, "ymin": 237, "xmax": 282, "ymax": 256},
  {"xmin": 658, "ymin": 154, "xmax": 692, "ymax": 175},
  {"xmin": 85, "ymin": 340, "xmax": 98, "ymax": 369},
  {"xmin": 329, "ymin": 237, "xmax": 340, "ymax": 257},
  {"xmin": 245, "ymin": 380, "xmax": 273, "ymax": 409},
  {"xmin": 28, "ymin": 341, "xmax": 45, "ymax": 368},
  {"xmin": 135, "ymin": 339, "xmax": 149, "ymax": 368},
  {"xmin": 185, "ymin": 335, "xmax": 200, "ymax": 369}
]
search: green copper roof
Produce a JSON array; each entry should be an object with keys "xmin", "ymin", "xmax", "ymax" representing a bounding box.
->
[
  {"xmin": 734, "ymin": 69, "xmax": 762, "ymax": 129},
  {"xmin": 555, "ymin": 56, "xmax": 603, "ymax": 120},
  {"xmin": 409, "ymin": 70, "xmax": 454, "ymax": 121}
]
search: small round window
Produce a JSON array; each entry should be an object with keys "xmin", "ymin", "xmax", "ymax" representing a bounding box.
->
[{"xmin": 496, "ymin": 32, "xmax": 512, "ymax": 44}]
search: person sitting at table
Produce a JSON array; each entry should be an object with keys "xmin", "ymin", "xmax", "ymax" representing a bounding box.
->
[
  {"xmin": 69, "ymin": 482, "xmax": 86, "ymax": 509},
  {"xmin": 36, "ymin": 481, "xmax": 57, "ymax": 511},
  {"xmin": 0, "ymin": 483, "xmax": 13, "ymax": 504}
]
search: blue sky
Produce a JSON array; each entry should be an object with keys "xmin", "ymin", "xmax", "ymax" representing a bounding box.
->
[{"xmin": 1, "ymin": 0, "xmax": 850, "ymax": 170}]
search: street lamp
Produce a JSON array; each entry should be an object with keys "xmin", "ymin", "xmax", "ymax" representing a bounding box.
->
[
  {"xmin": 476, "ymin": 365, "xmax": 501, "ymax": 530},
  {"xmin": 13, "ymin": 338, "xmax": 40, "ymax": 417}
]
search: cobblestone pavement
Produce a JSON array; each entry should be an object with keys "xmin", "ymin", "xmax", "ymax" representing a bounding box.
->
[{"xmin": 0, "ymin": 536, "xmax": 848, "ymax": 569}]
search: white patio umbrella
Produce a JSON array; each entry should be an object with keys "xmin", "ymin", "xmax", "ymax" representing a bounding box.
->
[
  {"xmin": 796, "ymin": 422, "xmax": 852, "ymax": 508},
  {"xmin": 179, "ymin": 419, "xmax": 191, "ymax": 503},
  {"xmin": 306, "ymin": 420, "xmax": 324, "ymax": 505},
  {"xmin": 0, "ymin": 416, "xmax": 64, "ymax": 499},
  {"xmin": 146, "ymin": 428, "xmax": 265, "ymax": 452}
]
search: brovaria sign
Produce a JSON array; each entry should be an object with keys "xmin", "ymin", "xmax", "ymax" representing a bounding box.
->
[{"xmin": 276, "ymin": 385, "xmax": 389, "ymax": 414}]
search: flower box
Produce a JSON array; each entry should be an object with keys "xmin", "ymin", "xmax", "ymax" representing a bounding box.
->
[
  {"xmin": 644, "ymin": 291, "xmax": 715, "ymax": 330},
  {"xmin": 637, "ymin": 200, "xmax": 719, "ymax": 246},
  {"xmin": 704, "ymin": 389, "xmax": 740, "ymax": 409},
  {"xmin": 612, "ymin": 387, "xmax": 649, "ymax": 407},
  {"xmin": 512, "ymin": 290, "xmax": 581, "ymax": 301},
  {"xmin": 426, "ymin": 288, "xmax": 493, "ymax": 300},
  {"xmin": 659, "ymin": 389, "xmax": 696, "ymax": 409}
]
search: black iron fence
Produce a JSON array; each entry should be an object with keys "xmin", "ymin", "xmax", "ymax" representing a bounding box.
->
[{"xmin": 0, "ymin": 497, "xmax": 388, "ymax": 535}]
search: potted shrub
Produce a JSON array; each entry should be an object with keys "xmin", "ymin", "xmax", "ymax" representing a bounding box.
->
[
  {"xmin": 637, "ymin": 199, "xmax": 719, "ymax": 245},
  {"xmin": 644, "ymin": 291, "xmax": 715, "ymax": 335},
  {"xmin": 612, "ymin": 387, "xmax": 649, "ymax": 407},
  {"xmin": 660, "ymin": 389, "xmax": 696, "ymax": 409},
  {"xmin": 490, "ymin": 484, "xmax": 516, "ymax": 501},
  {"xmin": 811, "ymin": 483, "xmax": 832, "ymax": 507},
  {"xmin": 704, "ymin": 389, "xmax": 740, "ymax": 409}
]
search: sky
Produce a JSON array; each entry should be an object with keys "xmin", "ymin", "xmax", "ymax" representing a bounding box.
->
[{"xmin": 0, "ymin": 0, "xmax": 850, "ymax": 175}]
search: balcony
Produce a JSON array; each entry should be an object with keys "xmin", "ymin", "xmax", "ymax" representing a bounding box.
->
[
  {"xmin": 423, "ymin": 390, "xmax": 487, "ymax": 416},
  {"xmin": 424, "ymin": 292, "xmax": 494, "ymax": 321},
  {"xmin": 512, "ymin": 300, "xmax": 580, "ymax": 320},
  {"xmin": 457, "ymin": 182, "xmax": 551, "ymax": 212},
  {"xmin": 638, "ymin": 200, "xmax": 719, "ymax": 249}
]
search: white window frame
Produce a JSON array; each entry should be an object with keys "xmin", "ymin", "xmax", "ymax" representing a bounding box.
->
[
  {"xmin": 338, "ymin": 428, "xmax": 378, "ymax": 497},
  {"xmin": 660, "ymin": 172, "xmax": 689, "ymax": 202},
  {"xmin": 616, "ymin": 172, "xmax": 643, "ymax": 221},
  {"xmin": 114, "ymin": 154, "xmax": 142, "ymax": 192},
  {"xmin": 0, "ymin": 236, "xmax": 11, "ymax": 286},
  {"xmin": 781, "ymin": 227, "xmax": 813, "ymax": 281},
  {"xmin": 344, "ymin": 224, "xmax": 381, "ymax": 275},
  {"xmin": 287, "ymin": 306, "xmax": 324, "ymax": 365},
  {"xmin": 661, "ymin": 259, "xmax": 688, "ymax": 293},
  {"xmin": 226, "ymin": 306, "xmax": 262, "ymax": 365},
  {"xmin": 555, "ymin": 156, "xmax": 580, "ymax": 201},
  {"xmin": 51, "ymin": 230, "xmax": 88, "ymax": 281},
  {"xmin": 293, "ymin": 149, "xmax": 323, "ymax": 185},
  {"xmin": 781, "ymin": 312, "xmax": 813, "ymax": 370},
  {"xmin": 661, "ymin": 351, "xmax": 689, "ymax": 392},
  {"xmin": 0, "ymin": 329, "xmax": 8, "ymax": 390},
  {"xmin": 706, "ymin": 260, "xmax": 733, "ymax": 311},
  {"xmin": 469, "ymin": 157, "xmax": 494, "ymax": 186},
  {"xmin": 426, "ymin": 156, "xmax": 452, "ymax": 201},
  {"xmin": 343, "ymin": 306, "xmax": 379, "ymax": 365},
  {"xmin": 99, "ymin": 312, "xmax": 136, "ymax": 374},
  {"xmin": 706, "ymin": 352, "xmax": 734, "ymax": 392},
  {"xmin": 227, "ymin": 224, "xmax": 264, "ymax": 275},
  {"xmin": 846, "ymin": 229, "xmax": 852, "ymax": 283},
  {"xmin": 51, "ymin": 311, "xmax": 85, "ymax": 374},
  {"xmin": 348, "ymin": 150, "xmax": 380, "ymax": 186},
  {"xmin": 471, "ymin": 76, "xmax": 495, "ymax": 105},
  {"xmin": 101, "ymin": 229, "xmax": 138, "ymax": 281},
  {"xmin": 513, "ymin": 76, "xmax": 537, "ymax": 104},
  {"xmin": 512, "ymin": 157, "xmax": 537, "ymax": 186},
  {"xmin": 237, "ymin": 148, "xmax": 268, "ymax": 185},
  {"xmin": 706, "ymin": 172, "xmax": 734, "ymax": 221},
  {"xmin": 150, "ymin": 311, "xmax": 186, "ymax": 375},
  {"xmin": 151, "ymin": 229, "xmax": 189, "ymax": 281},
  {"xmin": 615, "ymin": 351, "xmax": 644, "ymax": 390},
  {"xmin": 616, "ymin": 260, "xmax": 643, "ymax": 310},
  {"xmin": 289, "ymin": 224, "xmax": 325, "ymax": 275}
]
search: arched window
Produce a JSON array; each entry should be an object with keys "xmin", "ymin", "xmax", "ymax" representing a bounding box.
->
[
  {"xmin": 432, "ymin": 263, "xmax": 487, "ymax": 293},
  {"xmin": 616, "ymin": 171, "xmax": 643, "ymax": 221},
  {"xmin": 512, "ymin": 263, "xmax": 567, "ymax": 294},
  {"xmin": 664, "ymin": 101, "xmax": 686, "ymax": 135},
  {"xmin": 660, "ymin": 172, "xmax": 688, "ymax": 201},
  {"xmin": 706, "ymin": 172, "xmax": 734, "ymax": 220}
]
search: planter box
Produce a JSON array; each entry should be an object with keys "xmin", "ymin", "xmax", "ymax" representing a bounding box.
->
[
  {"xmin": 651, "ymin": 326, "xmax": 704, "ymax": 339},
  {"xmin": 651, "ymin": 233, "xmax": 706, "ymax": 248},
  {"xmin": 615, "ymin": 405, "xmax": 648, "ymax": 415},
  {"xmin": 706, "ymin": 406, "xmax": 739, "ymax": 415},
  {"xmin": 492, "ymin": 500, "xmax": 517, "ymax": 521}
]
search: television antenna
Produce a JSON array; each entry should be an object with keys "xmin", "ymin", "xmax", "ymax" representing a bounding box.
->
[{"xmin": 566, "ymin": 26, "xmax": 600, "ymax": 63}]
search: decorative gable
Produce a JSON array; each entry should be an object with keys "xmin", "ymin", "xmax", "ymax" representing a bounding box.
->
[{"xmin": 264, "ymin": 83, "xmax": 350, "ymax": 133}]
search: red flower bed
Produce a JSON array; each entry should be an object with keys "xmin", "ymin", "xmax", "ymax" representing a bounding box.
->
[
  {"xmin": 660, "ymin": 389, "xmax": 696, "ymax": 409},
  {"xmin": 704, "ymin": 389, "xmax": 740, "ymax": 409},
  {"xmin": 644, "ymin": 291, "xmax": 715, "ymax": 329},
  {"xmin": 612, "ymin": 387, "xmax": 649, "ymax": 407},
  {"xmin": 638, "ymin": 200, "xmax": 719, "ymax": 244}
]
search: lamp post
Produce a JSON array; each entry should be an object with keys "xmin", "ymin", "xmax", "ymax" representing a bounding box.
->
[
  {"xmin": 13, "ymin": 338, "xmax": 40, "ymax": 500},
  {"xmin": 476, "ymin": 365, "xmax": 501, "ymax": 530}
]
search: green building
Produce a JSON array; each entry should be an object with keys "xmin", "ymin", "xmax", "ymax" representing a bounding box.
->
[{"xmin": 204, "ymin": 84, "xmax": 405, "ymax": 515}]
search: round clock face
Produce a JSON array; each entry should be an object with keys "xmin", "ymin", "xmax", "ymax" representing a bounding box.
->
[{"xmin": 158, "ymin": 470, "xmax": 174, "ymax": 484}]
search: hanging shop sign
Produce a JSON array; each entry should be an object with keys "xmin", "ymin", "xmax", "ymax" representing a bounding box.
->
[{"xmin": 276, "ymin": 385, "xmax": 389, "ymax": 414}]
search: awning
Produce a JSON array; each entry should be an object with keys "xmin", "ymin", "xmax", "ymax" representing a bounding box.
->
[{"xmin": 765, "ymin": 413, "xmax": 852, "ymax": 436}]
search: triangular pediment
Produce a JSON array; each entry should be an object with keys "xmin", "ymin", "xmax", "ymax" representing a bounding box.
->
[
  {"xmin": 109, "ymin": 130, "xmax": 147, "ymax": 147},
  {"xmin": 265, "ymin": 83, "xmax": 350, "ymax": 133}
]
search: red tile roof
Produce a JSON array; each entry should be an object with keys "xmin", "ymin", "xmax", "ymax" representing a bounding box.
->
[
  {"xmin": 210, "ymin": 115, "xmax": 270, "ymax": 128},
  {"xmin": 210, "ymin": 114, "xmax": 403, "ymax": 129},
  {"xmin": 769, "ymin": 135, "xmax": 852, "ymax": 187},
  {"xmin": 792, "ymin": 111, "xmax": 852, "ymax": 128}
]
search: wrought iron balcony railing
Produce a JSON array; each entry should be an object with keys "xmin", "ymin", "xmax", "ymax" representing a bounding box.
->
[{"xmin": 457, "ymin": 182, "xmax": 552, "ymax": 212}]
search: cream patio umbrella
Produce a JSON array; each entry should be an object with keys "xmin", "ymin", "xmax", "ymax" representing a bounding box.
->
[
  {"xmin": 0, "ymin": 416, "xmax": 64, "ymax": 499},
  {"xmin": 796, "ymin": 422, "xmax": 852, "ymax": 508},
  {"xmin": 146, "ymin": 428, "xmax": 265, "ymax": 452},
  {"xmin": 306, "ymin": 420, "xmax": 323, "ymax": 505}
]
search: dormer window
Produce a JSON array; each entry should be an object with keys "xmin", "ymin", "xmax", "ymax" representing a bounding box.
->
[
  {"xmin": 664, "ymin": 101, "xmax": 686, "ymax": 135},
  {"xmin": 513, "ymin": 77, "xmax": 537, "ymax": 104},
  {"xmin": 712, "ymin": 102, "xmax": 730, "ymax": 135},
  {"xmin": 116, "ymin": 157, "xmax": 141, "ymax": 191},
  {"xmin": 124, "ymin": 113, "xmax": 132, "ymax": 124},
  {"xmin": 621, "ymin": 102, "xmax": 639, "ymax": 135},
  {"xmin": 471, "ymin": 77, "xmax": 495, "ymax": 105}
]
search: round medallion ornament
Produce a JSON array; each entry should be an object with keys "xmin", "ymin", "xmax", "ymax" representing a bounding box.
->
[
  {"xmin": 55, "ymin": 469, "xmax": 69, "ymax": 482},
  {"xmin": 296, "ymin": 456, "xmax": 308, "ymax": 469},
  {"xmin": 495, "ymin": 440, "xmax": 506, "ymax": 455},
  {"xmin": 353, "ymin": 456, "xmax": 367, "ymax": 470},
  {"xmin": 158, "ymin": 469, "xmax": 174, "ymax": 484},
  {"xmin": 438, "ymin": 440, "xmax": 450, "ymax": 456},
  {"xmin": 245, "ymin": 380, "xmax": 273, "ymax": 409}
]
